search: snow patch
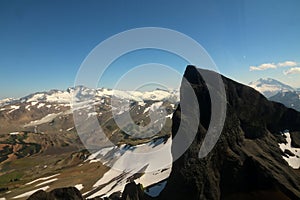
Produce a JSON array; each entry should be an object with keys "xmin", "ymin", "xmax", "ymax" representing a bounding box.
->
[
  {"xmin": 9, "ymin": 132, "xmax": 20, "ymax": 135},
  {"xmin": 75, "ymin": 184, "xmax": 84, "ymax": 191},
  {"xmin": 25, "ymin": 174, "xmax": 60, "ymax": 185},
  {"xmin": 24, "ymin": 113, "xmax": 62, "ymax": 127},
  {"xmin": 25, "ymin": 105, "xmax": 30, "ymax": 110},
  {"xmin": 279, "ymin": 132, "xmax": 300, "ymax": 169},
  {"xmin": 37, "ymin": 103, "xmax": 45, "ymax": 108},
  {"xmin": 166, "ymin": 113, "xmax": 173, "ymax": 119},
  {"xmin": 8, "ymin": 105, "xmax": 20, "ymax": 113},
  {"xmin": 31, "ymin": 102, "xmax": 38, "ymax": 106},
  {"xmin": 66, "ymin": 127, "xmax": 74, "ymax": 131},
  {"xmin": 35, "ymin": 178, "xmax": 58, "ymax": 187}
]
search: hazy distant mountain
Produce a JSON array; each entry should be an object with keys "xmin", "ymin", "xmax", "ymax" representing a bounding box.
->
[
  {"xmin": 248, "ymin": 78, "xmax": 300, "ymax": 112},
  {"xmin": 269, "ymin": 91, "xmax": 300, "ymax": 112},
  {"xmin": 248, "ymin": 78, "xmax": 294, "ymax": 98}
]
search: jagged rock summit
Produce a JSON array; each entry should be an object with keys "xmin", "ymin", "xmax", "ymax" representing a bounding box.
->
[{"xmin": 160, "ymin": 65, "xmax": 300, "ymax": 200}]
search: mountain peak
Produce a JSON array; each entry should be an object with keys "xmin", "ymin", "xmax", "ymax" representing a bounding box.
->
[
  {"xmin": 249, "ymin": 78, "xmax": 294, "ymax": 98},
  {"xmin": 161, "ymin": 66, "xmax": 300, "ymax": 199}
]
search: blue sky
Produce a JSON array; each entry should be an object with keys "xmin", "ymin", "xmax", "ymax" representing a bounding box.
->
[{"xmin": 0, "ymin": 0, "xmax": 300, "ymax": 99}]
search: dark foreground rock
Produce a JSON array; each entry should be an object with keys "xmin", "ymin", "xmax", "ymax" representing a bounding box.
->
[
  {"xmin": 27, "ymin": 182, "xmax": 151, "ymax": 200},
  {"xmin": 159, "ymin": 66, "xmax": 300, "ymax": 200},
  {"xmin": 27, "ymin": 187, "xmax": 83, "ymax": 200},
  {"xmin": 290, "ymin": 131, "xmax": 300, "ymax": 148},
  {"xmin": 121, "ymin": 181, "xmax": 144, "ymax": 200}
]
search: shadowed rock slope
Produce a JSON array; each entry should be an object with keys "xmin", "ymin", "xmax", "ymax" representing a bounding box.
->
[{"xmin": 159, "ymin": 65, "xmax": 300, "ymax": 200}]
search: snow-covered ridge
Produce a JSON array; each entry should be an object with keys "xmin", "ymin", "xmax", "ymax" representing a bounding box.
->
[
  {"xmin": 0, "ymin": 98, "xmax": 17, "ymax": 107},
  {"xmin": 1, "ymin": 87, "xmax": 179, "ymax": 107}
]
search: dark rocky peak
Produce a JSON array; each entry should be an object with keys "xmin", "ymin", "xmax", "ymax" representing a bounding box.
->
[
  {"xmin": 160, "ymin": 66, "xmax": 300, "ymax": 200},
  {"xmin": 184, "ymin": 65, "xmax": 300, "ymax": 138}
]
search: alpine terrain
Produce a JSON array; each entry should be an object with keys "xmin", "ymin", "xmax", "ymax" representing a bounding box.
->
[{"xmin": 1, "ymin": 66, "xmax": 300, "ymax": 200}]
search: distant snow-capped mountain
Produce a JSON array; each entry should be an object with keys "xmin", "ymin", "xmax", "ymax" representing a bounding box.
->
[
  {"xmin": 0, "ymin": 86, "xmax": 178, "ymax": 142},
  {"xmin": 248, "ymin": 78, "xmax": 300, "ymax": 111},
  {"xmin": 0, "ymin": 98, "xmax": 16, "ymax": 106},
  {"xmin": 248, "ymin": 78, "xmax": 294, "ymax": 98},
  {"xmin": 1, "ymin": 86, "xmax": 179, "ymax": 106}
]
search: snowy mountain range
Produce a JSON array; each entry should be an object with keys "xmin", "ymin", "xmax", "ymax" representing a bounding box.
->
[
  {"xmin": 0, "ymin": 86, "xmax": 179, "ymax": 199},
  {"xmin": 248, "ymin": 78, "xmax": 294, "ymax": 98},
  {"xmin": 1, "ymin": 86, "xmax": 179, "ymax": 106},
  {"xmin": 0, "ymin": 86, "xmax": 179, "ymax": 137},
  {"xmin": 249, "ymin": 78, "xmax": 300, "ymax": 112}
]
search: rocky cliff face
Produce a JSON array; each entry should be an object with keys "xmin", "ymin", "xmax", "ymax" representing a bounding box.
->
[{"xmin": 159, "ymin": 66, "xmax": 300, "ymax": 200}]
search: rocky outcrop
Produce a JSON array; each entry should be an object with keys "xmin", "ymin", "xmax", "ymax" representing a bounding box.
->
[
  {"xmin": 159, "ymin": 66, "xmax": 300, "ymax": 200},
  {"xmin": 121, "ymin": 181, "xmax": 144, "ymax": 200},
  {"xmin": 27, "ymin": 187, "xmax": 84, "ymax": 200},
  {"xmin": 27, "ymin": 182, "xmax": 150, "ymax": 200},
  {"xmin": 290, "ymin": 131, "xmax": 300, "ymax": 148}
]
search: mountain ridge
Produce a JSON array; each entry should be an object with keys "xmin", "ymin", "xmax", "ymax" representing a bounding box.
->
[{"xmin": 0, "ymin": 87, "xmax": 179, "ymax": 106}]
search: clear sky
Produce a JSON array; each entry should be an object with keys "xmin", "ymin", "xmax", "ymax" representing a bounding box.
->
[{"xmin": 1, "ymin": 0, "xmax": 300, "ymax": 99}]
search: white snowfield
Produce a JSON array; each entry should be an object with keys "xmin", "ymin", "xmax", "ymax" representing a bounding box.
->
[
  {"xmin": 279, "ymin": 132, "xmax": 300, "ymax": 169},
  {"xmin": 0, "ymin": 87, "xmax": 179, "ymax": 109},
  {"xmin": 85, "ymin": 138, "xmax": 172, "ymax": 198}
]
